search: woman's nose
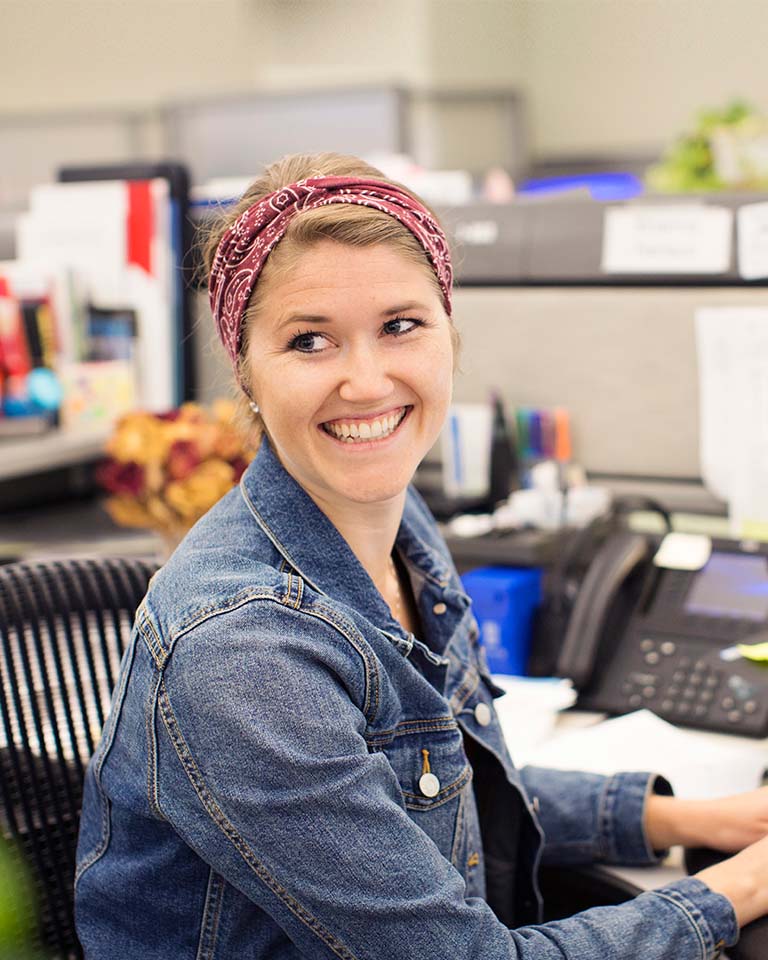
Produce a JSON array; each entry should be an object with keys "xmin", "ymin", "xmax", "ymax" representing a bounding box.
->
[{"xmin": 337, "ymin": 344, "xmax": 395, "ymax": 404}]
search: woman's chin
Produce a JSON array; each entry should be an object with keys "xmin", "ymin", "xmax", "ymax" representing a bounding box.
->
[{"xmin": 330, "ymin": 474, "xmax": 412, "ymax": 506}]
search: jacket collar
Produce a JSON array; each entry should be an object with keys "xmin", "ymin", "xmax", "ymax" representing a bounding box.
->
[{"xmin": 239, "ymin": 437, "xmax": 453, "ymax": 634}]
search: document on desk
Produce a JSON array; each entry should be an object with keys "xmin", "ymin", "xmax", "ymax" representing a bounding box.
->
[
  {"xmin": 513, "ymin": 710, "xmax": 766, "ymax": 800},
  {"xmin": 696, "ymin": 307, "xmax": 768, "ymax": 538}
]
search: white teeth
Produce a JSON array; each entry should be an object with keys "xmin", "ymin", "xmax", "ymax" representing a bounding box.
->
[{"xmin": 324, "ymin": 407, "xmax": 408, "ymax": 443}]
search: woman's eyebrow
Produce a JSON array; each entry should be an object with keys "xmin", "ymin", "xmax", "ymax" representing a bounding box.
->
[
  {"xmin": 276, "ymin": 302, "xmax": 431, "ymax": 332},
  {"xmin": 276, "ymin": 313, "xmax": 331, "ymax": 332},
  {"xmin": 383, "ymin": 301, "xmax": 430, "ymax": 316}
]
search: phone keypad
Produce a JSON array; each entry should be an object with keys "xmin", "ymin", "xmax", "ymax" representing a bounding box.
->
[{"xmin": 615, "ymin": 635, "xmax": 768, "ymax": 734}]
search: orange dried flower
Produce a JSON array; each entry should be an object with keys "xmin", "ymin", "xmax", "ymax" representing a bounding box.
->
[
  {"xmin": 165, "ymin": 461, "xmax": 235, "ymax": 519},
  {"xmin": 97, "ymin": 401, "xmax": 256, "ymax": 536}
]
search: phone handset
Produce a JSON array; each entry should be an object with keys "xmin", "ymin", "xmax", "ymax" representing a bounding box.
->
[{"xmin": 556, "ymin": 532, "xmax": 651, "ymax": 689}]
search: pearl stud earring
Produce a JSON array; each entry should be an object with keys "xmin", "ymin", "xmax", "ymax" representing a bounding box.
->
[{"xmin": 249, "ymin": 400, "xmax": 260, "ymax": 415}]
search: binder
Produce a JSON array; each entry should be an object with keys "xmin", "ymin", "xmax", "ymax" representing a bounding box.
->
[{"xmin": 57, "ymin": 162, "xmax": 194, "ymax": 405}]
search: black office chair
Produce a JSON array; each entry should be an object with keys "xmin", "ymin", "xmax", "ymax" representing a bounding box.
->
[{"xmin": 0, "ymin": 557, "xmax": 157, "ymax": 959}]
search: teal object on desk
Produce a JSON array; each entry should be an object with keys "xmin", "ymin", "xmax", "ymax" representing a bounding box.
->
[{"xmin": 461, "ymin": 566, "xmax": 543, "ymax": 676}]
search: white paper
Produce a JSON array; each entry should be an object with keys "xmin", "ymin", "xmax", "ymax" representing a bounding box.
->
[
  {"xmin": 737, "ymin": 201, "xmax": 768, "ymax": 280},
  {"xmin": 492, "ymin": 676, "xmax": 577, "ymax": 756},
  {"xmin": 507, "ymin": 709, "xmax": 766, "ymax": 800},
  {"xmin": 602, "ymin": 205, "xmax": 732, "ymax": 274},
  {"xmin": 696, "ymin": 307, "xmax": 768, "ymax": 536},
  {"xmin": 441, "ymin": 402, "xmax": 492, "ymax": 498},
  {"xmin": 653, "ymin": 532, "xmax": 712, "ymax": 571},
  {"xmin": 16, "ymin": 179, "xmax": 177, "ymax": 410}
]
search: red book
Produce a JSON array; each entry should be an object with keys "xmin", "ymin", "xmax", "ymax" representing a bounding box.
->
[{"xmin": 0, "ymin": 276, "xmax": 32, "ymax": 376}]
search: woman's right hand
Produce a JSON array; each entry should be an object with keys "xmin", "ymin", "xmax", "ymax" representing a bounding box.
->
[{"xmin": 696, "ymin": 833, "xmax": 768, "ymax": 927}]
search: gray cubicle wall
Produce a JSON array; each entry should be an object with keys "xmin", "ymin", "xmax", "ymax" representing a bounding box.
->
[
  {"xmin": 2, "ymin": 85, "xmax": 527, "ymax": 258},
  {"xmin": 164, "ymin": 88, "xmax": 407, "ymax": 185},
  {"xmin": 450, "ymin": 285, "xmax": 766, "ymax": 508},
  {"xmin": 191, "ymin": 280, "xmax": 765, "ymax": 513},
  {"xmin": 0, "ymin": 108, "xmax": 165, "ymax": 260}
]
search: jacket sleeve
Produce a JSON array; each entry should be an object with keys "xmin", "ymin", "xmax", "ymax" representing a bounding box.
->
[
  {"xmin": 151, "ymin": 599, "xmax": 737, "ymax": 960},
  {"xmin": 519, "ymin": 765, "xmax": 674, "ymax": 867}
]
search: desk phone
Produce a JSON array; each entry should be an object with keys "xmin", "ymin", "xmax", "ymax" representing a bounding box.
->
[{"xmin": 556, "ymin": 533, "xmax": 768, "ymax": 737}]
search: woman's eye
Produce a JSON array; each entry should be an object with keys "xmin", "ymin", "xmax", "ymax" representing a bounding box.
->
[
  {"xmin": 289, "ymin": 331, "xmax": 329, "ymax": 353},
  {"xmin": 383, "ymin": 317, "xmax": 424, "ymax": 337}
]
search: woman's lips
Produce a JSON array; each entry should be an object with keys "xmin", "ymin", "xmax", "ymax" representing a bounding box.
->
[{"xmin": 321, "ymin": 406, "xmax": 411, "ymax": 443}]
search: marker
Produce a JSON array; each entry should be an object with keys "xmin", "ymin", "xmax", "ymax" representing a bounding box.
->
[
  {"xmin": 554, "ymin": 408, "xmax": 572, "ymax": 463},
  {"xmin": 515, "ymin": 408, "xmax": 530, "ymax": 460},
  {"xmin": 528, "ymin": 411, "xmax": 543, "ymax": 458}
]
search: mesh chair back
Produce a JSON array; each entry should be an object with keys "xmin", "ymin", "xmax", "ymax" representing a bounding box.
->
[{"xmin": 0, "ymin": 556, "xmax": 157, "ymax": 959}]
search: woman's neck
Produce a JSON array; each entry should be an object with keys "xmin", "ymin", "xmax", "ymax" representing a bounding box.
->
[
  {"xmin": 312, "ymin": 489, "xmax": 406, "ymax": 585},
  {"xmin": 305, "ymin": 486, "xmax": 418, "ymax": 633}
]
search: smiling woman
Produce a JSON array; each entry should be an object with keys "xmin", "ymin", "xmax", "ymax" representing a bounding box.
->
[
  {"xmin": 74, "ymin": 153, "xmax": 768, "ymax": 960},
  {"xmin": 244, "ymin": 241, "xmax": 454, "ymax": 518}
]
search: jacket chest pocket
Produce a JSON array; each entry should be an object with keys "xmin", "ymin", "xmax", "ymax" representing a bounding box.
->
[{"xmin": 376, "ymin": 722, "xmax": 475, "ymax": 871}]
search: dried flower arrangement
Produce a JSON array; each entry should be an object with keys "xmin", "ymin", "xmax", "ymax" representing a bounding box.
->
[{"xmin": 96, "ymin": 400, "xmax": 255, "ymax": 541}]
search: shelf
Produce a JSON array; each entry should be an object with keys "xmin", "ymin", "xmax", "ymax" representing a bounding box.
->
[
  {"xmin": 0, "ymin": 498, "xmax": 160, "ymax": 563},
  {"xmin": 0, "ymin": 428, "xmax": 109, "ymax": 481}
]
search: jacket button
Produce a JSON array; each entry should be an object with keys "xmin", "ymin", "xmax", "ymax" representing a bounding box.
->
[
  {"xmin": 419, "ymin": 772, "xmax": 441, "ymax": 797},
  {"xmin": 474, "ymin": 702, "xmax": 492, "ymax": 726},
  {"xmin": 432, "ymin": 602, "xmax": 447, "ymax": 615}
]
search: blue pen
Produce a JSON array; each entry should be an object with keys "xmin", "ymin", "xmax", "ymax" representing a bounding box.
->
[
  {"xmin": 449, "ymin": 410, "xmax": 463, "ymax": 488},
  {"xmin": 528, "ymin": 410, "xmax": 543, "ymax": 459}
]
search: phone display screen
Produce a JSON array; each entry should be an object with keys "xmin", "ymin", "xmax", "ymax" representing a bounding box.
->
[{"xmin": 685, "ymin": 552, "xmax": 768, "ymax": 621}]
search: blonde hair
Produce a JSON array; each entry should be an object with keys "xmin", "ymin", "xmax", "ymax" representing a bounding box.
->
[{"xmin": 202, "ymin": 152, "xmax": 459, "ymax": 445}]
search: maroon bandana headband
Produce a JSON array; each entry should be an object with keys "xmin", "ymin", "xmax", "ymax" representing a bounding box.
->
[{"xmin": 209, "ymin": 175, "xmax": 453, "ymax": 369}]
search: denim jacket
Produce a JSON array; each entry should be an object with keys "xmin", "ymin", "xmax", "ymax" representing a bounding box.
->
[{"xmin": 75, "ymin": 438, "xmax": 737, "ymax": 959}]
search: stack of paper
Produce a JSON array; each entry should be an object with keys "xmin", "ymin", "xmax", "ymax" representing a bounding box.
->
[{"xmin": 506, "ymin": 708, "xmax": 767, "ymax": 800}]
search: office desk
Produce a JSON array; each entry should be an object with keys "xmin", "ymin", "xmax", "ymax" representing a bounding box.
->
[
  {"xmin": 500, "ymin": 707, "xmax": 768, "ymax": 958},
  {"xmin": 0, "ymin": 498, "xmax": 159, "ymax": 563}
]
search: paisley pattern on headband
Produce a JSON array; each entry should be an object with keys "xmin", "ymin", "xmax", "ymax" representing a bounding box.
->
[{"xmin": 208, "ymin": 176, "xmax": 453, "ymax": 370}]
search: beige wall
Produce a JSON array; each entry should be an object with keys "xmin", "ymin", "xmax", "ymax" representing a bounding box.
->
[
  {"xmin": 2, "ymin": 0, "xmax": 768, "ymax": 158},
  {"xmin": 520, "ymin": 0, "xmax": 768, "ymax": 157},
  {"xmin": 0, "ymin": 1, "xmax": 274, "ymax": 113}
]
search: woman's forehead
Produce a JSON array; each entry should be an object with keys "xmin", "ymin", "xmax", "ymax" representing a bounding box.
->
[{"xmin": 258, "ymin": 241, "xmax": 443, "ymax": 313}]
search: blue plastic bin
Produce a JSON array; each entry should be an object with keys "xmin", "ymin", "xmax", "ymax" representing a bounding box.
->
[{"xmin": 461, "ymin": 566, "xmax": 543, "ymax": 676}]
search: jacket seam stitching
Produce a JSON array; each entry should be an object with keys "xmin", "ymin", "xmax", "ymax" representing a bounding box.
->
[
  {"xmin": 450, "ymin": 786, "xmax": 467, "ymax": 866},
  {"xmin": 151, "ymin": 593, "xmax": 378, "ymax": 725},
  {"xmin": 596, "ymin": 777, "xmax": 615, "ymax": 862},
  {"xmin": 291, "ymin": 576, "xmax": 304, "ymax": 609},
  {"xmin": 653, "ymin": 891, "xmax": 708, "ymax": 960},
  {"xmin": 172, "ymin": 591, "xmax": 290, "ymax": 641},
  {"xmin": 365, "ymin": 718, "xmax": 458, "ymax": 746},
  {"xmin": 196, "ymin": 869, "xmax": 226, "ymax": 960},
  {"xmin": 157, "ymin": 681, "xmax": 360, "ymax": 960},
  {"xmin": 138, "ymin": 611, "xmax": 166, "ymax": 669},
  {"xmin": 239, "ymin": 478, "xmax": 326, "ymax": 595},
  {"xmin": 398, "ymin": 520, "xmax": 450, "ymax": 585},
  {"xmin": 450, "ymin": 667, "xmax": 480, "ymax": 713},
  {"xmin": 303, "ymin": 602, "xmax": 380, "ymax": 724},
  {"xmin": 74, "ymin": 639, "xmax": 139, "ymax": 884},
  {"xmin": 146, "ymin": 671, "xmax": 165, "ymax": 820}
]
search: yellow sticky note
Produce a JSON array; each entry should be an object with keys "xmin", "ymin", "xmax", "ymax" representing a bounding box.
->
[
  {"xmin": 741, "ymin": 520, "xmax": 768, "ymax": 542},
  {"xmin": 737, "ymin": 641, "xmax": 768, "ymax": 662}
]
